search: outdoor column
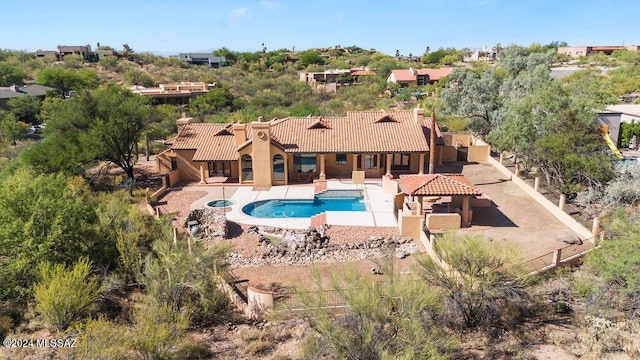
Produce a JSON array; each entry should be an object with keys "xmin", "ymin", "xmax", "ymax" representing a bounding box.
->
[
  {"xmin": 199, "ymin": 164, "xmax": 206, "ymax": 184},
  {"xmin": 499, "ymin": 153, "xmax": 504, "ymax": 165},
  {"xmin": 385, "ymin": 153, "xmax": 392, "ymax": 177},
  {"xmin": 319, "ymin": 154, "xmax": 326, "ymax": 181},
  {"xmin": 558, "ymin": 194, "xmax": 566, "ymax": 211},
  {"xmin": 284, "ymin": 154, "xmax": 289, "ymax": 184},
  {"xmin": 418, "ymin": 153, "xmax": 425, "ymax": 174},
  {"xmin": 462, "ymin": 196, "xmax": 470, "ymax": 227},
  {"xmin": 592, "ymin": 217, "xmax": 600, "ymax": 236},
  {"xmin": 352, "ymin": 154, "xmax": 358, "ymax": 172}
]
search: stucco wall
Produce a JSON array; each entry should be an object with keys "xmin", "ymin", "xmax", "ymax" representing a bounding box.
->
[
  {"xmin": 468, "ymin": 144, "xmax": 490, "ymax": 162},
  {"xmin": 247, "ymin": 286, "xmax": 274, "ymax": 319},
  {"xmin": 441, "ymin": 146, "xmax": 458, "ymax": 162},
  {"xmin": 174, "ymin": 149, "xmax": 201, "ymax": 182},
  {"xmin": 398, "ymin": 212, "xmax": 423, "ymax": 239},
  {"xmin": 251, "ymin": 122, "xmax": 273, "ymax": 187},
  {"xmin": 425, "ymin": 213, "xmax": 461, "ymax": 231},
  {"xmin": 382, "ymin": 176, "xmax": 399, "ymax": 196}
]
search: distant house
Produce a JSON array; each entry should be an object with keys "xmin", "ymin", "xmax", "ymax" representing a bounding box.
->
[
  {"xmin": 463, "ymin": 47, "xmax": 499, "ymax": 62},
  {"xmin": 558, "ymin": 45, "xmax": 640, "ymax": 58},
  {"xmin": 386, "ymin": 68, "xmax": 453, "ymax": 86},
  {"xmin": 130, "ymin": 82, "xmax": 217, "ymax": 105},
  {"xmin": 177, "ymin": 53, "xmax": 226, "ymax": 68},
  {"xmin": 0, "ymin": 84, "xmax": 55, "ymax": 108},
  {"xmin": 35, "ymin": 44, "xmax": 141, "ymax": 63},
  {"xmin": 299, "ymin": 67, "xmax": 377, "ymax": 92}
]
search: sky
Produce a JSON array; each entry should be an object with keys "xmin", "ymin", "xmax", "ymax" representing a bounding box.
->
[{"xmin": 2, "ymin": 0, "xmax": 639, "ymax": 56}]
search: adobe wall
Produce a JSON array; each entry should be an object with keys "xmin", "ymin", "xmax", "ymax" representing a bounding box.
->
[
  {"xmin": 468, "ymin": 144, "xmax": 490, "ymax": 162},
  {"xmin": 441, "ymin": 146, "xmax": 458, "ymax": 162},
  {"xmin": 382, "ymin": 176, "xmax": 399, "ymax": 196},
  {"xmin": 251, "ymin": 122, "xmax": 273, "ymax": 188},
  {"xmin": 425, "ymin": 213, "xmax": 461, "ymax": 231},
  {"xmin": 174, "ymin": 149, "xmax": 202, "ymax": 182},
  {"xmin": 247, "ymin": 286, "xmax": 274, "ymax": 319},
  {"xmin": 398, "ymin": 212, "xmax": 423, "ymax": 239}
]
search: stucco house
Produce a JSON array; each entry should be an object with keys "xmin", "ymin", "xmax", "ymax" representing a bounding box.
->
[
  {"xmin": 157, "ymin": 108, "xmax": 451, "ymax": 187},
  {"xmin": 386, "ymin": 68, "xmax": 453, "ymax": 86}
]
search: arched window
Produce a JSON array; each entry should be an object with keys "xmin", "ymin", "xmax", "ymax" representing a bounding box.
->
[
  {"xmin": 241, "ymin": 154, "xmax": 253, "ymax": 181},
  {"xmin": 273, "ymin": 154, "xmax": 285, "ymax": 181}
]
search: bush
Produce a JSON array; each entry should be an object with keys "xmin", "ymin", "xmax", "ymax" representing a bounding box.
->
[
  {"xmin": 34, "ymin": 257, "xmax": 103, "ymax": 331},
  {"xmin": 75, "ymin": 316, "xmax": 131, "ymax": 360}
]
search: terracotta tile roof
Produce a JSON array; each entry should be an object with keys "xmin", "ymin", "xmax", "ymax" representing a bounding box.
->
[
  {"xmin": 387, "ymin": 68, "xmax": 453, "ymax": 82},
  {"xmin": 171, "ymin": 123, "xmax": 238, "ymax": 161},
  {"xmin": 170, "ymin": 110, "xmax": 444, "ymax": 160},
  {"xmin": 398, "ymin": 174, "xmax": 483, "ymax": 196},
  {"xmin": 388, "ymin": 69, "xmax": 417, "ymax": 82},
  {"xmin": 270, "ymin": 110, "xmax": 437, "ymax": 153},
  {"xmin": 415, "ymin": 67, "xmax": 453, "ymax": 81},
  {"xmin": 350, "ymin": 69, "xmax": 377, "ymax": 76}
]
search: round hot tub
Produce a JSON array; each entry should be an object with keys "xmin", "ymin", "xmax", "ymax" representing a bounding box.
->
[{"xmin": 206, "ymin": 199, "xmax": 234, "ymax": 208}]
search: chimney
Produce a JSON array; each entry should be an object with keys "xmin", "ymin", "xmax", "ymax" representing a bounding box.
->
[
  {"xmin": 413, "ymin": 107, "xmax": 424, "ymax": 124},
  {"xmin": 258, "ymin": 116, "xmax": 266, "ymax": 122},
  {"xmin": 176, "ymin": 112, "xmax": 192, "ymax": 135},
  {"xmin": 429, "ymin": 108, "xmax": 437, "ymax": 174},
  {"xmin": 233, "ymin": 123, "xmax": 247, "ymax": 145}
]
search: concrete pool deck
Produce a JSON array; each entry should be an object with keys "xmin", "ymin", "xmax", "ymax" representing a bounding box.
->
[{"xmin": 187, "ymin": 180, "xmax": 397, "ymax": 229}]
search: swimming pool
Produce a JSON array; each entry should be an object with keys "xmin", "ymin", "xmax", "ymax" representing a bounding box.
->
[{"xmin": 241, "ymin": 190, "xmax": 367, "ymax": 218}]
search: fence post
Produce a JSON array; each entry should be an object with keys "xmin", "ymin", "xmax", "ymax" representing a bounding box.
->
[
  {"xmin": 558, "ymin": 194, "xmax": 566, "ymax": 211},
  {"xmin": 534, "ymin": 177, "xmax": 540, "ymax": 192},
  {"xmin": 552, "ymin": 248, "xmax": 562, "ymax": 267},
  {"xmin": 514, "ymin": 163, "xmax": 520, "ymax": 177},
  {"xmin": 499, "ymin": 152, "xmax": 503, "ymax": 165},
  {"xmin": 591, "ymin": 217, "xmax": 600, "ymax": 236}
]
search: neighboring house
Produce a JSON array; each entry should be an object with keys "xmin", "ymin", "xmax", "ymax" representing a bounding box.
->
[
  {"xmin": 177, "ymin": 53, "xmax": 226, "ymax": 68},
  {"xmin": 558, "ymin": 45, "xmax": 640, "ymax": 58},
  {"xmin": 386, "ymin": 68, "xmax": 453, "ymax": 86},
  {"xmin": 299, "ymin": 67, "xmax": 377, "ymax": 93},
  {"xmin": 130, "ymin": 82, "xmax": 217, "ymax": 105},
  {"xmin": 0, "ymin": 84, "xmax": 55, "ymax": 108},
  {"xmin": 57, "ymin": 45, "xmax": 94, "ymax": 61},
  {"xmin": 35, "ymin": 45, "xmax": 141, "ymax": 63},
  {"xmin": 463, "ymin": 47, "xmax": 499, "ymax": 62},
  {"xmin": 596, "ymin": 105, "xmax": 640, "ymax": 147},
  {"xmin": 157, "ymin": 108, "xmax": 448, "ymax": 187}
]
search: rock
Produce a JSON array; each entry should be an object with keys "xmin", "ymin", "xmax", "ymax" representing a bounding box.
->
[
  {"xmin": 371, "ymin": 267, "xmax": 383, "ymax": 275},
  {"xmin": 395, "ymin": 251, "xmax": 407, "ymax": 259},
  {"xmin": 318, "ymin": 249, "xmax": 325, "ymax": 256}
]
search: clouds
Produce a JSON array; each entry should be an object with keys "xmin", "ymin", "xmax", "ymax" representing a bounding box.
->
[
  {"xmin": 225, "ymin": 7, "xmax": 251, "ymax": 26},
  {"xmin": 259, "ymin": 0, "xmax": 281, "ymax": 10}
]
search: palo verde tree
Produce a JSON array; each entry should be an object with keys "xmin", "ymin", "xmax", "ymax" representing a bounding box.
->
[{"xmin": 36, "ymin": 67, "xmax": 99, "ymax": 97}]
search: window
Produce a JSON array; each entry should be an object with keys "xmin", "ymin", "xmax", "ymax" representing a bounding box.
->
[
  {"xmin": 335, "ymin": 153, "xmax": 347, "ymax": 165},
  {"xmin": 241, "ymin": 154, "xmax": 253, "ymax": 181},
  {"xmin": 273, "ymin": 154, "xmax": 285, "ymax": 181},
  {"xmin": 392, "ymin": 153, "xmax": 410, "ymax": 171},
  {"xmin": 364, "ymin": 154, "xmax": 378, "ymax": 169},
  {"xmin": 170, "ymin": 157, "xmax": 177, "ymax": 171},
  {"xmin": 293, "ymin": 153, "xmax": 317, "ymax": 173}
]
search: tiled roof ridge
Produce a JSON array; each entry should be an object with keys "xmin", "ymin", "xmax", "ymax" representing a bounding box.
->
[{"xmin": 438, "ymin": 174, "xmax": 479, "ymax": 191}]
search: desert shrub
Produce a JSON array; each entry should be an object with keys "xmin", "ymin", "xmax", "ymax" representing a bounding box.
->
[
  {"xmin": 417, "ymin": 234, "xmax": 530, "ymax": 335},
  {"xmin": 131, "ymin": 302, "xmax": 191, "ymax": 360},
  {"xmin": 34, "ymin": 257, "xmax": 103, "ymax": 331},
  {"xmin": 75, "ymin": 316, "xmax": 131, "ymax": 360}
]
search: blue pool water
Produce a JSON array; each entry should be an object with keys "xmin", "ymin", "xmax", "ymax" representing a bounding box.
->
[{"xmin": 242, "ymin": 190, "xmax": 366, "ymax": 218}]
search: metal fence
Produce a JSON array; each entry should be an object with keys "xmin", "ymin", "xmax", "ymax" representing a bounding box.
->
[{"xmin": 275, "ymin": 289, "xmax": 347, "ymax": 311}]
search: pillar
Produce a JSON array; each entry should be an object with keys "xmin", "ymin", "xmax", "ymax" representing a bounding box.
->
[
  {"xmin": 534, "ymin": 177, "xmax": 540, "ymax": 192},
  {"xmin": 284, "ymin": 154, "xmax": 289, "ymax": 184},
  {"xmin": 592, "ymin": 217, "xmax": 600, "ymax": 236},
  {"xmin": 499, "ymin": 153, "xmax": 503, "ymax": 165},
  {"xmin": 319, "ymin": 154, "xmax": 326, "ymax": 181},
  {"xmin": 514, "ymin": 163, "xmax": 520, "ymax": 177},
  {"xmin": 386, "ymin": 153, "xmax": 392, "ymax": 177},
  {"xmin": 352, "ymin": 154, "xmax": 358, "ymax": 172},
  {"xmin": 419, "ymin": 153, "xmax": 425, "ymax": 174},
  {"xmin": 558, "ymin": 194, "xmax": 566, "ymax": 211},
  {"xmin": 552, "ymin": 248, "xmax": 562, "ymax": 267},
  {"xmin": 199, "ymin": 164, "xmax": 206, "ymax": 184},
  {"xmin": 462, "ymin": 196, "xmax": 470, "ymax": 227}
]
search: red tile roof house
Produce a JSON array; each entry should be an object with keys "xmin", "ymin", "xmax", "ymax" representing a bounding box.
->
[
  {"xmin": 386, "ymin": 68, "xmax": 453, "ymax": 86},
  {"xmin": 156, "ymin": 108, "xmax": 447, "ymax": 188}
]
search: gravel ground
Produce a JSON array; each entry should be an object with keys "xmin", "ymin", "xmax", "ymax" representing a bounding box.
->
[
  {"xmin": 157, "ymin": 190, "xmax": 208, "ymax": 223},
  {"xmin": 225, "ymin": 223, "xmax": 401, "ymax": 258}
]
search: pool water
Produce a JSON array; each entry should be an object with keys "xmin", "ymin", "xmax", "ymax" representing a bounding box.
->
[{"xmin": 242, "ymin": 190, "xmax": 366, "ymax": 218}]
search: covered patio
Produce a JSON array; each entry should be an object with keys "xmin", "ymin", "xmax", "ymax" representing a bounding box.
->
[{"xmin": 397, "ymin": 174, "xmax": 485, "ymax": 229}]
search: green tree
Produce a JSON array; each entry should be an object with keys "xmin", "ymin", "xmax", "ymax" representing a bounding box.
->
[
  {"xmin": 124, "ymin": 69, "xmax": 154, "ymax": 87},
  {"xmin": 0, "ymin": 63, "xmax": 26, "ymax": 86},
  {"xmin": 34, "ymin": 257, "xmax": 103, "ymax": 331},
  {"xmin": 37, "ymin": 67, "xmax": 99, "ymax": 97},
  {"xmin": 440, "ymin": 68, "xmax": 503, "ymax": 135},
  {"xmin": 188, "ymin": 87, "xmax": 238, "ymax": 117},
  {"xmin": 0, "ymin": 111, "xmax": 29, "ymax": 146},
  {"xmin": 7, "ymin": 95, "xmax": 42, "ymax": 124},
  {"xmin": 417, "ymin": 234, "xmax": 529, "ymax": 334},
  {"xmin": 299, "ymin": 50, "xmax": 325, "ymax": 65},
  {"xmin": 0, "ymin": 168, "xmax": 102, "ymax": 300}
]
